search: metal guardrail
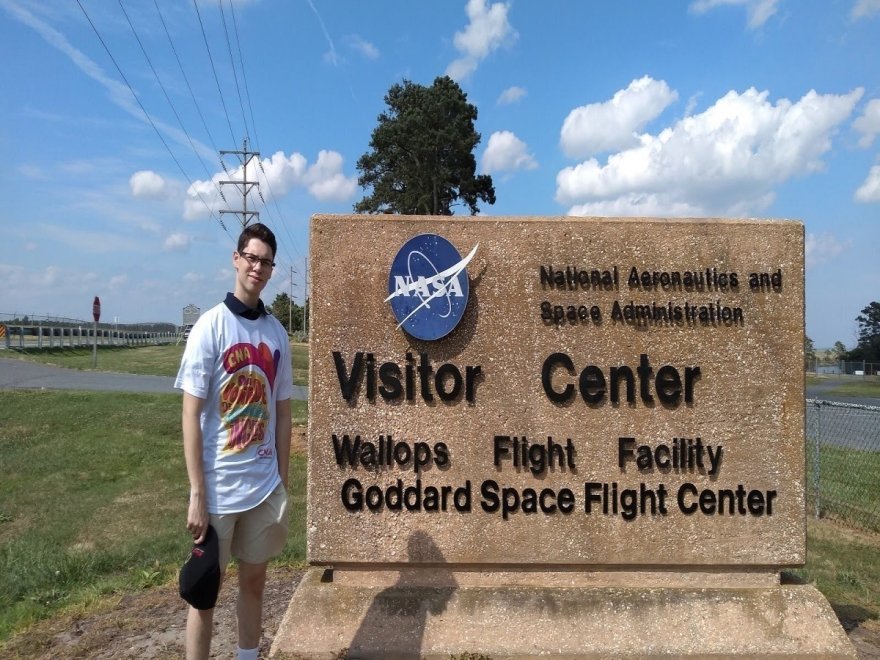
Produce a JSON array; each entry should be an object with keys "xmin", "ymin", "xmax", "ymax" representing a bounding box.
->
[
  {"xmin": 1, "ymin": 324, "xmax": 177, "ymax": 350},
  {"xmin": 806, "ymin": 398, "xmax": 880, "ymax": 532}
]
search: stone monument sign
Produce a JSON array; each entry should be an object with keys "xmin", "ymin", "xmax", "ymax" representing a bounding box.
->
[{"xmin": 273, "ymin": 215, "xmax": 854, "ymax": 659}]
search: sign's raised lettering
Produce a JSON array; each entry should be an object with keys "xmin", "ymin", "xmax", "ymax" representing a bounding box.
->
[{"xmin": 309, "ymin": 216, "xmax": 804, "ymax": 568}]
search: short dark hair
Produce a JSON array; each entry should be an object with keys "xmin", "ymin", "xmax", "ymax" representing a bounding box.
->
[{"xmin": 237, "ymin": 223, "xmax": 277, "ymax": 258}]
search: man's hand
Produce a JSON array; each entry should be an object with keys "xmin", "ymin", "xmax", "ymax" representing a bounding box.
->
[{"xmin": 187, "ymin": 490, "xmax": 209, "ymax": 544}]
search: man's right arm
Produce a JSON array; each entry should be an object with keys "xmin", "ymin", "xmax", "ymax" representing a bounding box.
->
[{"xmin": 182, "ymin": 392, "xmax": 208, "ymax": 544}]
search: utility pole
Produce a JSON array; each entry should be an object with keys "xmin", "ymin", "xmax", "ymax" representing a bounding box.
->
[{"xmin": 219, "ymin": 137, "xmax": 260, "ymax": 228}]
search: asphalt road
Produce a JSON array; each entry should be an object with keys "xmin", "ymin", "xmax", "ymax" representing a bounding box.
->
[
  {"xmin": 806, "ymin": 382, "xmax": 880, "ymax": 408},
  {"xmin": 0, "ymin": 357, "xmax": 308, "ymax": 400}
]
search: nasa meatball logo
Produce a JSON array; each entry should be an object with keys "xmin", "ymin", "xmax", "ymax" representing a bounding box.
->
[{"xmin": 386, "ymin": 234, "xmax": 478, "ymax": 341}]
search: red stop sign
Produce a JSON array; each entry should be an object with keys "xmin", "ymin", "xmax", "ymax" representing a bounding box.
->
[{"xmin": 93, "ymin": 296, "xmax": 101, "ymax": 323}]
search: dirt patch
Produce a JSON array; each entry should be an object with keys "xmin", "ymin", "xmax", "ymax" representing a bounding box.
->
[
  {"xmin": 1, "ymin": 566, "xmax": 304, "ymax": 659},
  {"xmin": 290, "ymin": 426, "xmax": 307, "ymax": 455},
  {"xmin": 841, "ymin": 616, "xmax": 880, "ymax": 659}
]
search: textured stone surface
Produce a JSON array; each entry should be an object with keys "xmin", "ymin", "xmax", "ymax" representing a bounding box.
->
[
  {"xmin": 308, "ymin": 215, "xmax": 806, "ymax": 568},
  {"xmin": 276, "ymin": 215, "xmax": 855, "ymax": 658},
  {"xmin": 271, "ymin": 569, "xmax": 856, "ymax": 659}
]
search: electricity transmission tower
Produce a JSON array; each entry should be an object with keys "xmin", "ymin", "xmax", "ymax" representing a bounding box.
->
[{"xmin": 219, "ymin": 138, "xmax": 260, "ymax": 228}]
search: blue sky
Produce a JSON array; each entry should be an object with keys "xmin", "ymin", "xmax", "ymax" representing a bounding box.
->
[{"xmin": 1, "ymin": 0, "xmax": 878, "ymax": 347}]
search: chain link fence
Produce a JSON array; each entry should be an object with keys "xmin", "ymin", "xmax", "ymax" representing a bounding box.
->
[
  {"xmin": 806, "ymin": 399, "xmax": 880, "ymax": 532},
  {"xmin": 806, "ymin": 358, "xmax": 880, "ymax": 375}
]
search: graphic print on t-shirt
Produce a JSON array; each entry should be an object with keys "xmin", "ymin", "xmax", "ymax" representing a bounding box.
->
[{"xmin": 219, "ymin": 342, "xmax": 281, "ymax": 453}]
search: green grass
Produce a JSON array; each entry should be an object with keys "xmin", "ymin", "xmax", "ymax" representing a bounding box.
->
[
  {"xmin": 806, "ymin": 444, "xmax": 880, "ymax": 533},
  {"xmin": 0, "ymin": 390, "xmax": 306, "ymax": 641},
  {"xmin": 291, "ymin": 399, "xmax": 308, "ymax": 426},
  {"xmin": 13, "ymin": 340, "xmax": 310, "ymax": 386},
  {"xmin": 787, "ymin": 519, "xmax": 880, "ymax": 623},
  {"xmin": 291, "ymin": 342, "xmax": 308, "ymax": 387},
  {"xmin": 12, "ymin": 344, "xmax": 186, "ymax": 377},
  {"xmin": 820, "ymin": 380, "xmax": 880, "ymax": 397},
  {"xmin": 807, "ymin": 374, "xmax": 880, "ymax": 397}
]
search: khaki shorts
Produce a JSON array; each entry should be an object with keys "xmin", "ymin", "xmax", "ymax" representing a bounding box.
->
[{"xmin": 210, "ymin": 482, "xmax": 289, "ymax": 568}]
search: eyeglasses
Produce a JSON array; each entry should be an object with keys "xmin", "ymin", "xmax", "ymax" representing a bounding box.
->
[{"xmin": 238, "ymin": 251, "xmax": 276, "ymax": 269}]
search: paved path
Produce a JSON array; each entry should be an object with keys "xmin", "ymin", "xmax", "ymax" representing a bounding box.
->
[
  {"xmin": 806, "ymin": 382, "xmax": 880, "ymax": 408},
  {"xmin": 0, "ymin": 357, "xmax": 308, "ymax": 400}
]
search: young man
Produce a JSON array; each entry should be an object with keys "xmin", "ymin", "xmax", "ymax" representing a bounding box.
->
[{"xmin": 175, "ymin": 223, "xmax": 294, "ymax": 660}]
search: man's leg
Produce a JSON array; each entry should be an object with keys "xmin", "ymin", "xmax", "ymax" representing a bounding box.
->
[
  {"xmin": 237, "ymin": 559, "xmax": 268, "ymax": 651},
  {"xmin": 232, "ymin": 484, "xmax": 288, "ymax": 654},
  {"xmin": 186, "ymin": 605, "xmax": 214, "ymax": 660},
  {"xmin": 187, "ymin": 515, "xmax": 233, "ymax": 660}
]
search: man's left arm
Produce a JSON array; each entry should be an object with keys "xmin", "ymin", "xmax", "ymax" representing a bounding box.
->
[{"xmin": 275, "ymin": 397, "xmax": 292, "ymax": 489}]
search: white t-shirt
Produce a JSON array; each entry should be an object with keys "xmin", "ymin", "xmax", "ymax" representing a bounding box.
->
[{"xmin": 175, "ymin": 302, "xmax": 294, "ymax": 514}]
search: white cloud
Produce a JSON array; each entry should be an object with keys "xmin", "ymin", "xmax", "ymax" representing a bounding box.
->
[
  {"xmin": 851, "ymin": 0, "xmax": 880, "ymax": 20},
  {"xmin": 446, "ymin": 0, "xmax": 518, "ymax": 81},
  {"xmin": 183, "ymin": 272, "xmax": 205, "ymax": 284},
  {"xmin": 557, "ymin": 86, "xmax": 864, "ymax": 217},
  {"xmin": 130, "ymin": 170, "xmax": 167, "ymax": 199},
  {"xmin": 304, "ymin": 150, "xmax": 359, "ymax": 202},
  {"xmin": 184, "ymin": 150, "xmax": 355, "ymax": 219},
  {"xmin": 684, "ymin": 93, "xmax": 703, "ymax": 117},
  {"xmin": 344, "ymin": 34, "xmax": 379, "ymax": 59},
  {"xmin": 497, "ymin": 86, "xmax": 526, "ymax": 105},
  {"xmin": 689, "ymin": 0, "xmax": 780, "ymax": 29},
  {"xmin": 806, "ymin": 233, "xmax": 849, "ymax": 267},
  {"xmin": 567, "ymin": 195, "xmax": 705, "ymax": 218},
  {"xmin": 482, "ymin": 131, "xmax": 538, "ymax": 173},
  {"xmin": 163, "ymin": 233, "xmax": 191, "ymax": 252},
  {"xmin": 560, "ymin": 76, "xmax": 678, "ymax": 158},
  {"xmin": 853, "ymin": 99, "xmax": 880, "ymax": 148},
  {"xmin": 0, "ymin": 263, "xmax": 61, "ymax": 290},
  {"xmin": 855, "ymin": 164, "xmax": 880, "ymax": 202},
  {"xmin": 42, "ymin": 265, "xmax": 61, "ymax": 287}
]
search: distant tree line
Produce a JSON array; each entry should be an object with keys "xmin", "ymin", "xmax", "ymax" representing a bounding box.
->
[
  {"xmin": 267, "ymin": 293, "xmax": 308, "ymax": 338},
  {"xmin": 845, "ymin": 301, "xmax": 880, "ymax": 363},
  {"xmin": 808, "ymin": 300, "xmax": 880, "ymax": 369}
]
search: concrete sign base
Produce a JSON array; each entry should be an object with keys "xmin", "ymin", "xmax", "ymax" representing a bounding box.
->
[{"xmin": 272, "ymin": 568, "xmax": 855, "ymax": 658}]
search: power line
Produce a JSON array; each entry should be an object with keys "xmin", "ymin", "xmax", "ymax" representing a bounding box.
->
[
  {"xmin": 229, "ymin": 0, "xmax": 259, "ymax": 152},
  {"xmin": 192, "ymin": 0, "xmax": 238, "ymax": 147},
  {"xmin": 153, "ymin": 0, "xmax": 221, "ymax": 158},
  {"xmin": 225, "ymin": 0, "xmax": 305, "ymax": 264},
  {"xmin": 85, "ymin": 0, "xmax": 308, "ymax": 269},
  {"xmin": 76, "ymin": 0, "xmax": 231, "ymax": 237},
  {"xmin": 191, "ymin": 0, "xmax": 298, "ymax": 260},
  {"xmin": 218, "ymin": 0, "xmax": 250, "ymax": 141},
  {"xmin": 255, "ymin": 154, "xmax": 303, "ymax": 260},
  {"xmin": 118, "ymin": 0, "xmax": 216, "ymax": 183}
]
